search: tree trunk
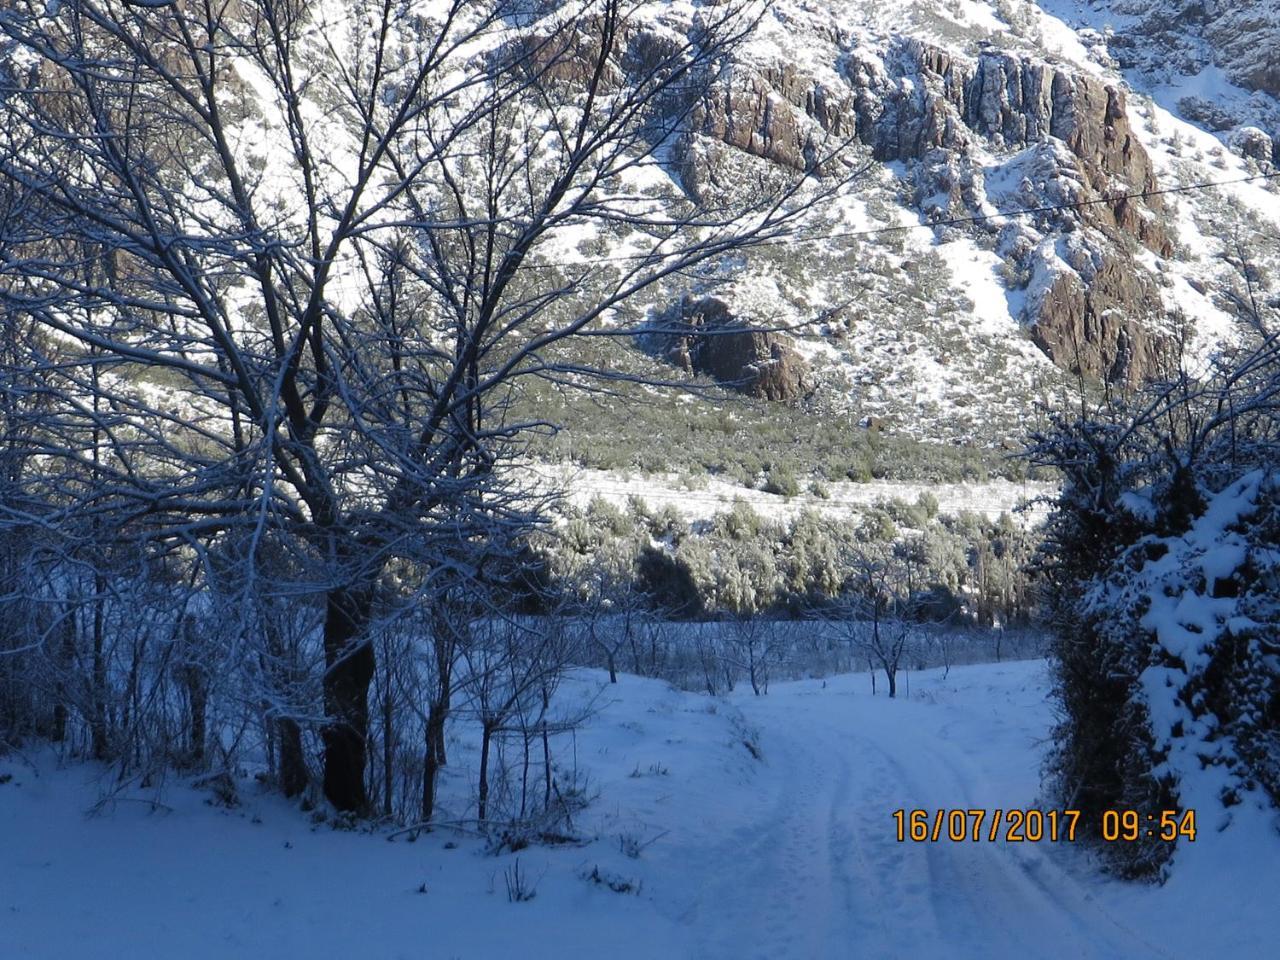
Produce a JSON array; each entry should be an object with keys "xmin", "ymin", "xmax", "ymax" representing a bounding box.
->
[
  {"xmin": 434, "ymin": 685, "xmax": 450, "ymax": 767},
  {"xmin": 541, "ymin": 685, "xmax": 552, "ymax": 813},
  {"xmin": 381, "ymin": 677, "xmax": 394, "ymax": 818},
  {"xmin": 278, "ymin": 717, "xmax": 308, "ymax": 798},
  {"xmin": 431, "ymin": 610, "xmax": 453, "ymax": 768},
  {"xmin": 420, "ymin": 702, "xmax": 444, "ymax": 822},
  {"xmin": 886, "ymin": 667, "xmax": 897, "ymax": 699},
  {"xmin": 187, "ymin": 667, "xmax": 207, "ymax": 766},
  {"xmin": 322, "ymin": 587, "xmax": 375, "ymax": 812},
  {"xmin": 478, "ymin": 722, "xmax": 493, "ymax": 823},
  {"xmin": 90, "ymin": 585, "xmax": 109, "ymax": 761}
]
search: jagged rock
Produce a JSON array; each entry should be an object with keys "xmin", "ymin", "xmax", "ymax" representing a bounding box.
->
[
  {"xmin": 1229, "ymin": 126, "xmax": 1275, "ymax": 165},
  {"xmin": 665, "ymin": 296, "xmax": 810, "ymax": 401},
  {"xmin": 685, "ymin": 69, "xmax": 842, "ymax": 179},
  {"xmin": 1028, "ymin": 254, "xmax": 1173, "ymax": 386},
  {"xmin": 1204, "ymin": 1, "xmax": 1280, "ymax": 98},
  {"xmin": 1116, "ymin": 0, "xmax": 1280, "ymax": 98},
  {"xmin": 684, "ymin": 38, "xmax": 1170, "ymax": 254},
  {"xmin": 884, "ymin": 41, "xmax": 1171, "ymax": 255}
]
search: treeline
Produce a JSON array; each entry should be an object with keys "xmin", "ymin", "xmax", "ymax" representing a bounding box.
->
[
  {"xmin": 0, "ymin": 529, "xmax": 594, "ymax": 833},
  {"xmin": 0, "ymin": 489, "xmax": 1041, "ymax": 829},
  {"xmin": 528, "ymin": 495, "xmax": 1038, "ymax": 627}
]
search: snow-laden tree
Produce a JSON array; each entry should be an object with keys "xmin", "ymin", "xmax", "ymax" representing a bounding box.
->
[
  {"xmin": 1031, "ymin": 314, "xmax": 1280, "ymax": 876},
  {"xmin": 0, "ymin": 1, "xmax": 842, "ymax": 808}
]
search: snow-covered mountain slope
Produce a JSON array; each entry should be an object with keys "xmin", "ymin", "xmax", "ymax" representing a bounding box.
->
[
  {"xmin": 9, "ymin": 0, "xmax": 1275, "ymax": 468},
  {"xmin": 3, "ymin": 660, "xmax": 1275, "ymax": 958},
  {"xmin": 531, "ymin": 0, "xmax": 1280, "ymax": 454},
  {"xmin": 535, "ymin": 462, "xmax": 1053, "ymax": 524}
]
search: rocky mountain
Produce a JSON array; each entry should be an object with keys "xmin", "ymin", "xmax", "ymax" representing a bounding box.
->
[
  {"xmin": 550, "ymin": 0, "xmax": 1280, "ymax": 457},
  {"xmin": 8, "ymin": 0, "xmax": 1277, "ymax": 479}
]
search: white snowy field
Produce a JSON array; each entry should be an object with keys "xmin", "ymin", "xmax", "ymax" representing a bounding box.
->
[
  {"xmin": 534, "ymin": 463, "xmax": 1054, "ymax": 525},
  {"xmin": 2, "ymin": 660, "xmax": 1277, "ymax": 960}
]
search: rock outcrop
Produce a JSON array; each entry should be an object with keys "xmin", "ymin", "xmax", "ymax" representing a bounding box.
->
[
  {"xmin": 1204, "ymin": 0, "xmax": 1280, "ymax": 98},
  {"xmin": 685, "ymin": 38, "xmax": 1170, "ymax": 251},
  {"xmin": 1028, "ymin": 254, "xmax": 1173, "ymax": 387},
  {"xmin": 675, "ymin": 33, "xmax": 1177, "ymax": 385},
  {"xmin": 1229, "ymin": 126, "xmax": 1276, "ymax": 166},
  {"xmin": 1112, "ymin": 0, "xmax": 1280, "ymax": 99},
  {"xmin": 665, "ymin": 296, "xmax": 810, "ymax": 402}
]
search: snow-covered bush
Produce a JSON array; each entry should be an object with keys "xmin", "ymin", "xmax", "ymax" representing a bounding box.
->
[
  {"xmin": 1032, "ymin": 327, "xmax": 1280, "ymax": 878},
  {"xmin": 1088, "ymin": 472, "xmax": 1279, "ymax": 799}
]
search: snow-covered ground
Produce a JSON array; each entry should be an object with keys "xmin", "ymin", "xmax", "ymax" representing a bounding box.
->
[
  {"xmin": 535, "ymin": 464, "xmax": 1054, "ymax": 525},
  {"xmin": 3, "ymin": 659, "xmax": 1275, "ymax": 959}
]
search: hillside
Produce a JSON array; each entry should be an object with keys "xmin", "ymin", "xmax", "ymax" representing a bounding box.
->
[
  {"xmin": 6, "ymin": 0, "xmax": 1277, "ymax": 491},
  {"xmin": 2, "ymin": 4, "xmax": 1278, "ymax": 955},
  {"xmin": 514, "ymin": 0, "xmax": 1280, "ymax": 483}
]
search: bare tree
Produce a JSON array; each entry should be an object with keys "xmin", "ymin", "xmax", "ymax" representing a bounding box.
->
[
  {"xmin": 0, "ymin": 0, "xmax": 844, "ymax": 809},
  {"xmin": 570, "ymin": 556, "xmax": 646, "ymax": 684},
  {"xmin": 832, "ymin": 547, "xmax": 915, "ymax": 699},
  {"xmin": 456, "ymin": 609, "xmax": 577, "ymax": 827},
  {"xmin": 723, "ymin": 614, "xmax": 781, "ymax": 696}
]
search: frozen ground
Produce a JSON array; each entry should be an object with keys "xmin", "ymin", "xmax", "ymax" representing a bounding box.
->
[
  {"xmin": 534, "ymin": 464, "xmax": 1054, "ymax": 525},
  {"xmin": 2, "ymin": 660, "xmax": 1276, "ymax": 959}
]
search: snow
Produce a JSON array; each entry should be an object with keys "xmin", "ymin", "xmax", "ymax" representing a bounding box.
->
[
  {"xmin": 933, "ymin": 234, "xmax": 1041, "ymax": 347},
  {"xmin": 532, "ymin": 463, "xmax": 1054, "ymax": 525},
  {"xmin": 1134, "ymin": 470, "xmax": 1264, "ymax": 669},
  {"xmin": 4, "ymin": 659, "xmax": 1276, "ymax": 958}
]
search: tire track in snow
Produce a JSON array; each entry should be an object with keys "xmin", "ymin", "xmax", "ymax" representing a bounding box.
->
[{"xmin": 668, "ymin": 686, "xmax": 1177, "ymax": 959}]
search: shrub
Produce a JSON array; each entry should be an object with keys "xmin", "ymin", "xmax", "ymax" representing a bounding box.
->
[
  {"xmin": 763, "ymin": 464, "xmax": 800, "ymax": 497},
  {"xmin": 1030, "ymin": 334, "xmax": 1280, "ymax": 878}
]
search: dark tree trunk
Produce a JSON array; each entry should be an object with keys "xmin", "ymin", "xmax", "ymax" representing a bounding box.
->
[
  {"xmin": 263, "ymin": 614, "xmax": 308, "ymax": 798},
  {"xmin": 431, "ymin": 612, "xmax": 453, "ymax": 769},
  {"xmin": 187, "ymin": 668, "xmax": 207, "ymax": 766},
  {"xmin": 886, "ymin": 667, "xmax": 897, "ymax": 699},
  {"xmin": 90, "ymin": 586, "xmax": 109, "ymax": 761},
  {"xmin": 519, "ymin": 727, "xmax": 531, "ymax": 818},
  {"xmin": 278, "ymin": 717, "xmax": 308, "ymax": 798},
  {"xmin": 322, "ymin": 587, "xmax": 375, "ymax": 812},
  {"xmin": 381, "ymin": 680, "xmax": 394, "ymax": 818},
  {"xmin": 420, "ymin": 700, "xmax": 447, "ymax": 821},
  {"xmin": 477, "ymin": 722, "xmax": 493, "ymax": 823},
  {"xmin": 175, "ymin": 616, "xmax": 207, "ymax": 767},
  {"xmin": 541, "ymin": 685, "xmax": 552, "ymax": 812},
  {"xmin": 434, "ymin": 685, "xmax": 450, "ymax": 767}
]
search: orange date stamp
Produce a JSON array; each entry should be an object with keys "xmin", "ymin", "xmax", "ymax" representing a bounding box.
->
[{"xmin": 892, "ymin": 809, "xmax": 1197, "ymax": 843}]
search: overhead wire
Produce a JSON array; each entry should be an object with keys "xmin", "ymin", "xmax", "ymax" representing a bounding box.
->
[{"xmin": 522, "ymin": 168, "xmax": 1280, "ymax": 270}]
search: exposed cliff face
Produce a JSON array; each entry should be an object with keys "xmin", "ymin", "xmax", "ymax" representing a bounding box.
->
[
  {"xmin": 1029, "ymin": 253, "xmax": 1172, "ymax": 385},
  {"xmin": 687, "ymin": 36, "xmax": 1171, "ymax": 248},
  {"xmin": 1114, "ymin": 0, "xmax": 1280, "ymax": 98},
  {"xmin": 1205, "ymin": 0, "xmax": 1280, "ymax": 98},
  {"xmin": 665, "ymin": 296, "xmax": 811, "ymax": 402},
  {"xmin": 673, "ymin": 28, "xmax": 1177, "ymax": 385},
  {"xmin": 509, "ymin": 1, "xmax": 1278, "ymax": 442}
]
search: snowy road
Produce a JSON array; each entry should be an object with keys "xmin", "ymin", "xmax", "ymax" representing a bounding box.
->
[
  {"xmin": 669, "ymin": 676, "xmax": 1175, "ymax": 960},
  {"xmin": 2, "ymin": 662, "xmax": 1274, "ymax": 959}
]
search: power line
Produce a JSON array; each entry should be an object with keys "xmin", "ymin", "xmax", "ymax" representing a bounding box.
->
[
  {"xmin": 529, "ymin": 168, "xmax": 1280, "ymax": 270},
  {"xmin": 793, "ymin": 169, "xmax": 1280, "ymax": 244}
]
